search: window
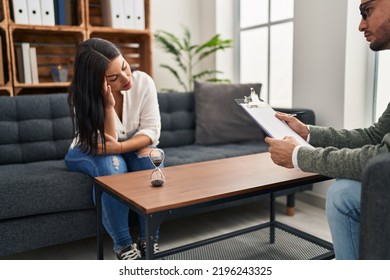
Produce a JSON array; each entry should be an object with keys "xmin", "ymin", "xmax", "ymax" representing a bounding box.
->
[{"xmin": 238, "ymin": 0, "xmax": 294, "ymax": 108}]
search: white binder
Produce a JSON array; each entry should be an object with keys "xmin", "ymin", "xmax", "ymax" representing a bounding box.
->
[
  {"xmin": 134, "ymin": 0, "xmax": 145, "ymax": 29},
  {"xmin": 12, "ymin": 0, "xmax": 29, "ymax": 24},
  {"xmin": 101, "ymin": 0, "xmax": 124, "ymax": 28},
  {"xmin": 29, "ymin": 47, "xmax": 39, "ymax": 84},
  {"xmin": 21, "ymin": 43, "xmax": 32, "ymax": 84},
  {"xmin": 27, "ymin": 0, "xmax": 42, "ymax": 25},
  {"xmin": 40, "ymin": 0, "xmax": 55, "ymax": 26},
  {"xmin": 123, "ymin": 0, "xmax": 135, "ymax": 29}
]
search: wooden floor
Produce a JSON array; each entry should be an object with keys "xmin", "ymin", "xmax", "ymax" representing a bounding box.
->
[{"xmin": 1, "ymin": 197, "xmax": 331, "ymax": 260}]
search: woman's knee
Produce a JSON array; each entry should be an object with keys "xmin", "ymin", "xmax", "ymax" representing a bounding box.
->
[
  {"xmin": 98, "ymin": 155, "xmax": 128, "ymax": 176},
  {"xmin": 125, "ymin": 148, "xmax": 156, "ymax": 171}
]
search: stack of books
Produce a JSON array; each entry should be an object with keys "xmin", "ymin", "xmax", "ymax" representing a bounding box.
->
[{"xmin": 15, "ymin": 42, "xmax": 39, "ymax": 84}]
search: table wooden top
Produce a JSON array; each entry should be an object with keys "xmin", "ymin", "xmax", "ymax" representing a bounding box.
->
[{"xmin": 95, "ymin": 153, "xmax": 327, "ymax": 214}]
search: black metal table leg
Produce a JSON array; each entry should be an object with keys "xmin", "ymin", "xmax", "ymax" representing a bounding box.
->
[
  {"xmin": 144, "ymin": 212, "xmax": 165, "ymax": 260},
  {"xmin": 145, "ymin": 214, "xmax": 152, "ymax": 260},
  {"xmin": 270, "ymin": 193, "xmax": 275, "ymax": 244},
  {"xmin": 145, "ymin": 214, "xmax": 159, "ymax": 260}
]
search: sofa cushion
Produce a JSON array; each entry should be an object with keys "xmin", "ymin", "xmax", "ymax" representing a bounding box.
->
[
  {"xmin": 0, "ymin": 94, "xmax": 73, "ymax": 165},
  {"xmin": 158, "ymin": 92, "xmax": 196, "ymax": 148},
  {"xmin": 194, "ymin": 81, "xmax": 264, "ymax": 145},
  {"xmin": 0, "ymin": 160, "xmax": 94, "ymax": 220}
]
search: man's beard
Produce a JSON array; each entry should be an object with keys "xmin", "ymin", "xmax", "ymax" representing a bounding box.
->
[{"xmin": 370, "ymin": 18, "xmax": 390, "ymax": 51}]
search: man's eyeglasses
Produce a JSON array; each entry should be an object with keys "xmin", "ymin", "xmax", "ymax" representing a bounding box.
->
[{"xmin": 360, "ymin": 0, "xmax": 376, "ymax": 20}]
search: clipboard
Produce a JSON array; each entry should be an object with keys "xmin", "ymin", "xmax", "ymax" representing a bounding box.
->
[{"xmin": 235, "ymin": 98, "xmax": 312, "ymax": 147}]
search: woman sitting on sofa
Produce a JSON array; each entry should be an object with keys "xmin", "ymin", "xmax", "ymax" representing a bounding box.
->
[{"xmin": 65, "ymin": 38, "xmax": 161, "ymax": 260}]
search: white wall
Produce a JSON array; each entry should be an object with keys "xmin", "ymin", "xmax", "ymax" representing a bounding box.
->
[
  {"xmin": 293, "ymin": 0, "xmax": 348, "ymax": 129},
  {"xmin": 215, "ymin": 0, "xmax": 236, "ymax": 83},
  {"xmin": 344, "ymin": 0, "xmax": 374, "ymax": 129},
  {"xmin": 151, "ymin": 0, "xmax": 202, "ymax": 91}
]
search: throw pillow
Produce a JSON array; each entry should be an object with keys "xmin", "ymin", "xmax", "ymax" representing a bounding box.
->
[{"xmin": 194, "ymin": 81, "xmax": 264, "ymax": 145}]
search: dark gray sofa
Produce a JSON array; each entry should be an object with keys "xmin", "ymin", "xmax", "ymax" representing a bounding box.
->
[
  {"xmin": 359, "ymin": 153, "xmax": 390, "ymax": 259},
  {"xmin": 0, "ymin": 92, "xmax": 315, "ymax": 258}
]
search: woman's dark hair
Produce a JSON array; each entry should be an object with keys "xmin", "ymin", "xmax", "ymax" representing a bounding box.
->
[{"xmin": 68, "ymin": 38, "xmax": 121, "ymax": 155}]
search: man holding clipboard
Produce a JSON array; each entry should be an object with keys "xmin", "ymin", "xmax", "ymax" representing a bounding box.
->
[
  {"xmin": 265, "ymin": 0, "xmax": 390, "ymax": 260},
  {"xmin": 236, "ymin": 88, "xmax": 312, "ymax": 149}
]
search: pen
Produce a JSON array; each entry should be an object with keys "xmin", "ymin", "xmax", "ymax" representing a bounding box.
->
[{"xmin": 288, "ymin": 111, "xmax": 306, "ymax": 117}]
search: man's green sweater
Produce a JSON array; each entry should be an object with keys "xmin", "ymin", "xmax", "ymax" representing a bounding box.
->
[{"xmin": 297, "ymin": 103, "xmax": 390, "ymax": 181}]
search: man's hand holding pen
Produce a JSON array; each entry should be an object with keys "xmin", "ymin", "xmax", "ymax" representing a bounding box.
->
[
  {"xmin": 275, "ymin": 112, "xmax": 310, "ymax": 140},
  {"xmin": 287, "ymin": 111, "xmax": 306, "ymax": 117},
  {"xmin": 264, "ymin": 112, "xmax": 310, "ymax": 168}
]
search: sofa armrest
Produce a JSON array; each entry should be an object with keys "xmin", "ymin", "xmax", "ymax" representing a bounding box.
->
[{"xmin": 359, "ymin": 153, "xmax": 390, "ymax": 259}]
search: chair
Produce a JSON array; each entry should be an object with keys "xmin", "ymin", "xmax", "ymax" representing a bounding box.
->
[{"xmin": 359, "ymin": 153, "xmax": 390, "ymax": 259}]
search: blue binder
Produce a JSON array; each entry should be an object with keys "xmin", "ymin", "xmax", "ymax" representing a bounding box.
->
[{"xmin": 54, "ymin": 0, "xmax": 66, "ymax": 25}]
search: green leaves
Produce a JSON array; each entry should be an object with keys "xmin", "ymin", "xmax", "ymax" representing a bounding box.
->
[{"xmin": 154, "ymin": 26, "xmax": 233, "ymax": 92}]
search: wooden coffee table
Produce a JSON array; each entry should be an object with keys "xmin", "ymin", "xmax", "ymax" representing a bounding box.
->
[{"xmin": 95, "ymin": 153, "xmax": 334, "ymax": 260}]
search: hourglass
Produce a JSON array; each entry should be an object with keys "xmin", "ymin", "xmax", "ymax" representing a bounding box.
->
[{"xmin": 149, "ymin": 149, "xmax": 165, "ymax": 187}]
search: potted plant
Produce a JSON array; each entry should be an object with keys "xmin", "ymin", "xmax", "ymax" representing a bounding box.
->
[{"xmin": 154, "ymin": 26, "xmax": 233, "ymax": 92}]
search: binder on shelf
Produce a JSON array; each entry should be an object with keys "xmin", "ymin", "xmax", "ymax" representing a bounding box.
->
[
  {"xmin": 27, "ymin": 0, "xmax": 42, "ymax": 25},
  {"xmin": 29, "ymin": 47, "xmax": 39, "ymax": 84},
  {"xmin": 15, "ymin": 46, "xmax": 25, "ymax": 83},
  {"xmin": 21, "ymin": 43, "xmax": 32, "ymax": 84},
  {"xmin": 101, "ymin": 0, "xmax": 124, "ymax": 28},
  {"xmin": 54, "ymin": 0, "xmax": 64, "ymax": 25},
  {"xmin": 54, "ymin": 0, "xmax": 71, "ymax": 25},
  {"xmin": 12, "ymin": 0, "xmax": 29, "ymax": 24},
  {"xmin": 123, "ymin": 0, "xmax": 135, "ymax": 29},
  {"xmin": 40, "ymin": 0, "xmax": 55, "ymax": 26},
  {"xmin": 134, "ymin": 0, "xmax": 145, "ymax": 29}
]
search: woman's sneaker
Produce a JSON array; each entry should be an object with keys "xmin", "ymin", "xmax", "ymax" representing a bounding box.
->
[
  {"xmin": 116, "ymin": 243, "xmax": 141, "ymax": 260},
  {"xmin": 138, "ymin": 239, "xmax": 159, "ymax": 257}
]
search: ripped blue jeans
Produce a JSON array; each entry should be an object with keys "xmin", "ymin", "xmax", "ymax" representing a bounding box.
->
[{"xmin": 64, "ymin": 147, "xmax": 159, "ymax": 252}]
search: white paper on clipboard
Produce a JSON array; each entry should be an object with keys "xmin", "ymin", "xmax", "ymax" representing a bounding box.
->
[{"xmin": 235, "ymin": 99, "xmax": 312, "ymax": 147}]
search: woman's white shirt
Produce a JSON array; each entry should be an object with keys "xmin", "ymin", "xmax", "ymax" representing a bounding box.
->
[{"xmin": 115, "ymin": 70, "xmax": 161, "ymax": 146}]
